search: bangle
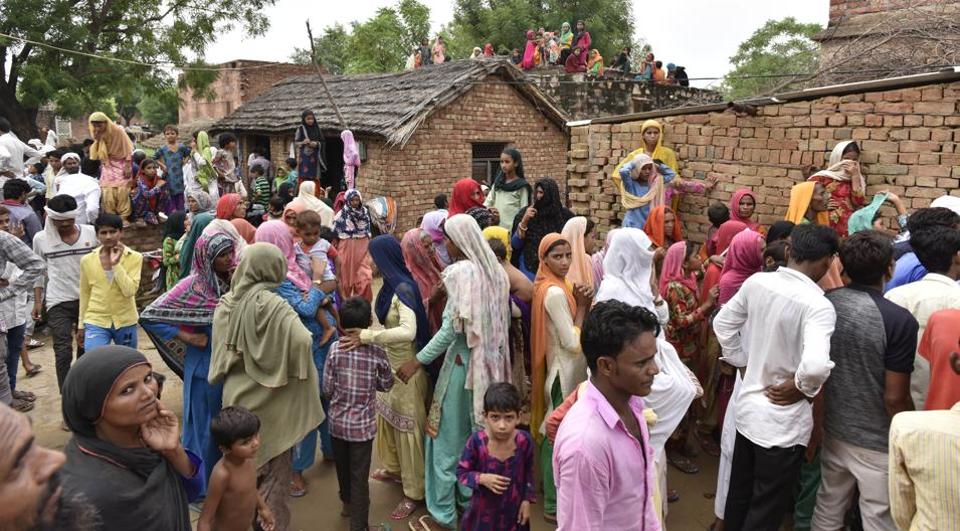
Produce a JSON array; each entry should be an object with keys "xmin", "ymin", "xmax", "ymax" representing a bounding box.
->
[{"xmin": 519, "ymin": 224, "xmax": 528, "ymax": 232}]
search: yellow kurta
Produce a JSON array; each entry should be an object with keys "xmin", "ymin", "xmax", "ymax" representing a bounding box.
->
[{"xmin": 361, "ymin": 295, "xmax": 428, "ymax": 500}]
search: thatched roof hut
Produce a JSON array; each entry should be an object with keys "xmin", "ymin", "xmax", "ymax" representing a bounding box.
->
[{"xmin": 211, "ymin": 58, "xmax": 567, "ymax": 147}]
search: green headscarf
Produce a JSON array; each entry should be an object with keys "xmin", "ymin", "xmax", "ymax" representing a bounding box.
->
[
  {"xmin": 195, "ymin": 131, "xmax": 216, "ymax": 188},
  {"xmin": 178, "ymin": 212, "xmax": 214, "ymax": 280},
  {"xmin": 848, "ymin": 193, "xmax": 888, "ymax": 235},
  {"xmin": 209, "ymin": 243, "xmax": 324, "ymax": 466}
]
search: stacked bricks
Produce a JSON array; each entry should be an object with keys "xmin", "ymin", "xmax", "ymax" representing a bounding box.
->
[{"xmin": 567, "ymin": 80, "xmax": 960, "ymax": 243}]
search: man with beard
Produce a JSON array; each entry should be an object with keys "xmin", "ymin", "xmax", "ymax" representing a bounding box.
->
[
  {"xmin": 52, "ymin": 153, "xmax": 99, "ymax": 225},
  {"xmin": 0, "ymin": 402, "xmax": 98, "ymax": 530}
]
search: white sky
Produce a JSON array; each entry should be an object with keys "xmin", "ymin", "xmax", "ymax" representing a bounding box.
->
[{"xmin": 205, "ymin": 0, "xmax": 829, "ymax": 88}]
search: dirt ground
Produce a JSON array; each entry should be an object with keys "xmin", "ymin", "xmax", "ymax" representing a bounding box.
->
[{"xmin": 20, "ymin": 326, "xmax": 719, "ymax": 531}]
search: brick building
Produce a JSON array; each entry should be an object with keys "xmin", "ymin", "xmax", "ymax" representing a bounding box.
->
[
  {"xmin": 178, "ymin": 60, "xmax": 317, "ymax": 124},
  {"xmin": 565, "ymin": 69, "xmax": 960, "ymax": 242},
  {"xmin": 211, "ymin": 59, "xmax": 569, "ymax": 231},
  {"xmin": 813, "ymin": 0, "xmax": 960, "ymax": 84}
]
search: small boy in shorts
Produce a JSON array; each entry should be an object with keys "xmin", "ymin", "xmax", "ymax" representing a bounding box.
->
[{"xmin": 198, "ymin": 406, "xmax": 275, "ymax": 531}]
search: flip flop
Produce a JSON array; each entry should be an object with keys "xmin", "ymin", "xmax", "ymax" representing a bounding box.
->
[
  {"xmin": 27, "ymin": 339, "xmax": 44, "ymax": 349},
  {"xmin": 12, "ymin": 398, "xmax": 34, "ymax": 412},
  {"xmin": 25, "ymin": 364, "xmax": 42, "ymax": 377},
  {"xmin": 668, "ymin": 453, "xmax": 700, "ymax": 474},
  {"xmin": 289, "ymin": 482, "xmax": 307, "ymax": 498},
  {"xmin": 417, "ymin": 515, "xmax": 450, "ymax": 531},
  {"xmin": 371, "ymin": 468, "xmax": 403, "ymax": 484},
  {"xmin": 13, "ymin": 390, "xmax": 36, "ymax": 402},
  {"xmin": 390, "ymin": 498, "xmax": 419, "ymax": 520},
  {"xmin": 668, "ymin": 489, "xmax": 680, "ymax": 503},
  {"xmin": 699, "ymin": 434, "xmax": 721, "ymax": 457}
]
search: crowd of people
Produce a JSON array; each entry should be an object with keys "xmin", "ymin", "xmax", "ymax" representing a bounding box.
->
[
  {"xmin": 405, "ymin": 24, "xmax": 690, "ymax": 85},
  {"xmin": 0, "ymin": 106, "xmax": 959, "ymax": 531}
]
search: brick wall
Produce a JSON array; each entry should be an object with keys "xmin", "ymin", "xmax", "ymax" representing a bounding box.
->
[
  {"xmin": 359, "ymin": 77, "xmax": 568, "ymax": 232},
  {"xmin": 121, "ymin": 224, "xmax": 165, "ymax": 306},
  {"xmin": 828, "ymin": 0, "xmax": 932, "ymax": 25},
  {"xmin": 179, "ymin": 61, "xmax": 315, "ymax": 124},
  {"xmin": 525, "ymin": 69, "xmax": 722, "ymax": 120},
  {"xmin": 567, "ymin": 80, "xmax": 960, "ymax": 242}
]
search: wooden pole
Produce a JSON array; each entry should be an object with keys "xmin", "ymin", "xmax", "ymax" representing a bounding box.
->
[{"xmin": 306, "ymin": 20, "xmax": 347, "ymax": 130}]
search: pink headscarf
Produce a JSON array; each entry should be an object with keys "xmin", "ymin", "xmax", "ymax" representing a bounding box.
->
[
  {"xmin": 401, "ymin": 228, "xmax": 442, "ymax": 303},
  {"xmin": 659, "ymin": 241, "xmax": 698, "ymax": 298},
  {"xmin": 521, "ymin": 30, "xmax": 537, "ymax": 70},
  {"xmin": 729, "ymin": 189, "xmax": 760, "ymax": 231},
  {"xmin": 718, "ymin": 229, "xmax": 764, "ymax": 305},
  {"xmin": 254, "ymin": 220, "xmax": 312, "ymax": 291},
  {"xmin": 341, "ymin": 130, "xmax": 361, "ymax": 190}
]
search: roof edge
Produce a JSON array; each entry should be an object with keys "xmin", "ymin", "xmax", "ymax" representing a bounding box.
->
[{"xmin": 573, "ymin": 67, "xmax": 960, "ymax": 126}]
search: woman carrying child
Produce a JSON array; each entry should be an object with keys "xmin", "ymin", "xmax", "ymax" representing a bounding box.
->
[
  {"xmin": 339, "ymin": 234, "xmax": 432, "ymax": 520},
  {"xmin": 254, "ymin": 220, "xmax": 338, "ymax": 497}
]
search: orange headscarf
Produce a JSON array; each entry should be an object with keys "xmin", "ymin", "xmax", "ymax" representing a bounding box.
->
[
  {"xmin": 785, "ymin": 182, "xmax": 830, "ymax": 226},
  {"xmin": 530, "ymin": 233, "xmax": 577, "ymax": 443},
  {"xmin": 643, "ymin": 205, "xmax": 683, "ymax": 248}
]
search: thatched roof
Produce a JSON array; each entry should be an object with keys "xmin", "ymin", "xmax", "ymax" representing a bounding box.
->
[{"xmin": 210, "ymin": 58, "xmax": 568, "ymax": 147}]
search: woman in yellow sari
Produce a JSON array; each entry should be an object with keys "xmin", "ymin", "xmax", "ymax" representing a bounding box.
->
[{"xmin": 89, "ymin": 111, "xmax": 134, "ymax": 220}]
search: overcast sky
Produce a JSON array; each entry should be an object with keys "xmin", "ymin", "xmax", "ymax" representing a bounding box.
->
[{"xmin": 204, "ymin": 0, "xmax": 829, "ymax": 89}]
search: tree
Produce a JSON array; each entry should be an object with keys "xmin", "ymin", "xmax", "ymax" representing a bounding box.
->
[
  {"xmin": 721, "ymin": 17, "xmax": 823, "ymax": 100},
  {"xmin": 138, "ymin": 86, "xmax": 180, "ymax": 129},
  {"xmin": 114, "ymin": 83, "xmax": 143, "ymax": 126},
  {"xmin": 0, "ymin": 0, "xmax": 274, "ymax": 138},
  {"xmin": 448, "ymin": 0, "xmax": 634, "ymax": 60},
  {"xmin": 290, "ymin": 23, "xmax": 351, "ymax": 75}
]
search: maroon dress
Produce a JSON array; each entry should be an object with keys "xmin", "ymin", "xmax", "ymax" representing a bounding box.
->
[{"xmin": 456, "ymin": 429, "xmax": 536, "ymax": 531}]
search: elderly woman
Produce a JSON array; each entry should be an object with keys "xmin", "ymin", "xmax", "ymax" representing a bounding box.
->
[
  {"xmin": 290, "ymin": 181, "xmax": 334, "ymax": 227},
  {"xmin": 60, "ymin": 346, "xmax": 203, "ymax": 531},
  {"xmin": 613, "ymin": 153, "xmax": 677, "ymax": 229},
  {"xmin": 209, "ymin": 243, "xmax": 325, "ymax": 530}
]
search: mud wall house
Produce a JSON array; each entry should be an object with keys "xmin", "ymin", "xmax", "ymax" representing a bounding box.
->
[
  {"xmin": 211, "ymin": 59, "xmax": 569, "ymax": 231},
  {"xmin": 566, "ymin": 68, "xmax": 960, "ymax": 242}
]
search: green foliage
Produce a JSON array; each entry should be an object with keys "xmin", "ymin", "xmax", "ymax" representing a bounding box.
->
[
  {"xmin": 449, "ymin": 0, "xmax": 634, "ymax": 60},
  {"xmin": 290, "ymin": 24, "xmax": 351, "ymax": 75},
  {"xmin": 290, "ymin": 0, "xmax": 431, "ymax": 75},
  {"xmin": 721, "ymin": 17, "xmax": 823, "ymax": 100},
  {"xmin": 138, "ymin": 86, "xmax": 180, "ymax": 129},
  {"xmin": 0, "ymin": 0, "xmax": 274, "ymax": 134}
]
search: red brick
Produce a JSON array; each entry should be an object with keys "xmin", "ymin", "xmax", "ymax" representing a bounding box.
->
[{"xmin": 914, "ymin": 102, "xmax": 956, "ymax": 115}]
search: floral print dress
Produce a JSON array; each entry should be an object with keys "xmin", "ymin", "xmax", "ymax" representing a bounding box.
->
[
  {"xmin": 808, "ymin": 176, "xmax": 865, "ymax": 238},
  {"xmin": 457, "ymin": 429, "xmax": 536, "ymax": 531}
]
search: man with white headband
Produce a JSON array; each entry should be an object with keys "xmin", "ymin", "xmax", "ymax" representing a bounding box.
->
[
  {"xmin": 54, "ymin": 152, "xmax": 100, "ymax": 225},
  {"xmin": 32, "ymin": 194, "xmax": 97, "ymax": 399}
]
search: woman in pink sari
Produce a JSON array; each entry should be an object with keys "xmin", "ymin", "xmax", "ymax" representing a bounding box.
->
[
  {"xmin": 572, "ymin": 20, "xmax": 591, "ymax": 65},
  {"xmin": 341, "ymin": 130, "xmax": 361, "ymax": 190},
  {"xmin": 331, "ymin": 189, "xmax": 373, "ymax": 301},
  {"xmin": 401, "ymin": 228, "xmax": 445, "ymax": 333},
  {"xmin": 728, "ymin": 188, "xmax": 762, "ymax": 233},
  {"xmin": 521, "ymin": 30, "xmax": 538, "ymax": 70}
]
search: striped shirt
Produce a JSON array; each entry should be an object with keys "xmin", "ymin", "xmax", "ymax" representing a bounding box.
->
[
  {"xmin": 251, "ymin": 177, "xmax": 271, "ymax": 208},
  {"xmin": 888, "ymin": 403, "xmax": 960, "ymax": 531},
  {"xmin": 321, "ymin": 341, "xmax": 394, "ymax": 441}
]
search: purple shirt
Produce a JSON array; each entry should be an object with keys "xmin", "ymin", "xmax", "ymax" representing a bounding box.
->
[{"xmin": 553, "ymin": 381, "xmax": 660, "ymax": 531}]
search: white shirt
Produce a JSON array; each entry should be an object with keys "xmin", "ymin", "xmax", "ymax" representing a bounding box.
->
[
  {"xmin": 713, "ymin": 266, "xmax": 836, "ymax": 448},
  {"xmin": 0, "ymin": 132, "xmax": 43, "ymax": 177},
  {"xmin": 54, "ymin": 172, "xmax": 101, "ymax": 225},
  {"xmin": 0, "ymin": 263, "xmax": 29, "ymax": 328},
  {"xmin": 885, "ymin": 272, "xmax": 960, "ymax": 410},
  {"xmin": 32, "ymin": 224, "xmax": 98, "ymax": 309}
]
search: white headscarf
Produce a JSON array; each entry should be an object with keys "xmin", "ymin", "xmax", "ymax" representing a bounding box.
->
[
  {"xmin": 42, "ymin": 204, "xmax": 81, "ymax": 246},
  {"xmin": 931, "ymin": 195, "xmax": 960, "ymax": 217},
  {"xmin": 809, "ymin": 140, "xmax": 866, "ymax": 190},
  {"xmin": 593, "ymin": 227, "xmax": 698, "ymax": 458},
  {"xmin": 203, "ymin": 219, "xmax": 248, "ymax": 258},
  {"xmin": 595, "ymin": 228, "xmax": 656, "ymax": 309},
  {"xmin": 442, "ymin": 214, "xmax": 511, "ymax": 423},
  {"xmin": 290, "ymin": 181, "xmax": 334, "ymax": 227}
]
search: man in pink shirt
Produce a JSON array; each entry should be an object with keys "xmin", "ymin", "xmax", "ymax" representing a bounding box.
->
[{"xmin": 553, "ymin": 300, "xmax": 661, "ymax": 530}]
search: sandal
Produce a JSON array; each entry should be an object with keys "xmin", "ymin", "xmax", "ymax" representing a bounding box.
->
[
  {"xmin": 416, "ymin": 515, "xmax": 451, "ymax": 531},
  {"xmin": 12, "ymin": 390, "xmax": 36, "ymax": 402},
  {"xmin": 371, "ymin": 468, "xmax": 403, "ymax": 484},
  {"xmin": 668, "ymin": 489, "xmax": 680, "ymax": 503},
  {"xmin": 699, "ymin": 434, "xmax": 721, "ymax": 457},
  {"xmin": 390, "ymin": 498, "xmax": 420, "ymax": 520},
  {"xmin": 12, "ymin": 398, "xmax": 34, "ymax": 412},
  {"xmin": 25, "ymin": 363, "xmax": 42, "ymax": 377},
  {"xmin": 27, "ymin": 339, "xmax": 44, "ymax": 349},
  {"xmin": 289, "ymin": 480, "xmax": 307, "ymax": 498},
  {"xmin": 667, "ymin": 452, "xmax": 700, "ymax": 474}
]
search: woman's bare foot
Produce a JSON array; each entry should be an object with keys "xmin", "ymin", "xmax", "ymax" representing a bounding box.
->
[{"xmin": 370, "ymin": 468, "xmax": 402, "ymax": 484}]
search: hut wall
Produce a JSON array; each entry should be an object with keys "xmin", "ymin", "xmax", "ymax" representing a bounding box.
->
[
  {"xmin": 360, "ymin": 80, "xmax": 569, "ymax": 232},
  {"xmin": 567, "ymin": 79, "xmax": 960, "ymax": 242}
]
